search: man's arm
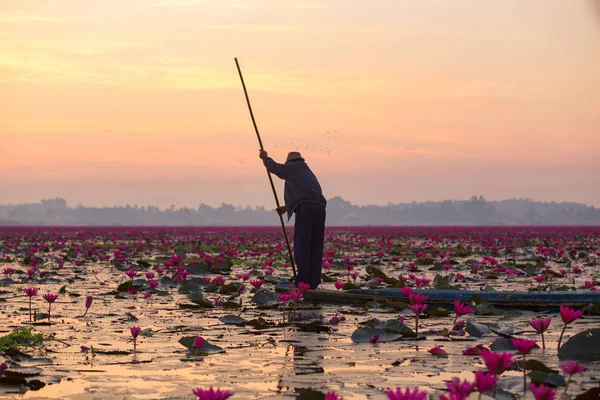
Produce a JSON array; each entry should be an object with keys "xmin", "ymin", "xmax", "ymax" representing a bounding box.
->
[{"xmin": 259, "ymin": 150, "xmax": 288, "ymax": 179}]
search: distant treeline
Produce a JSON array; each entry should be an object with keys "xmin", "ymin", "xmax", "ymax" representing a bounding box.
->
[{"xmin": 0, "ymin": 196, "xmax": 599, "ymax": 226}]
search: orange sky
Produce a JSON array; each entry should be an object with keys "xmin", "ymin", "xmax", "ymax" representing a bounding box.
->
[{"xmin": 1, "ymin": 0, "xmax": 599, "ymax": 209}]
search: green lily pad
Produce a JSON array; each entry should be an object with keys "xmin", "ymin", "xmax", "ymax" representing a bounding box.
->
[
  {"xmin": 219, "ymin": 315, "xmax": 247, "ymax": 325},
  {"xmin": 187, "ymin": 292, "xmax": 213, "ymax": 308},
  {"xmin": 528, "ymin": 371, "xmax": 565, "ymax": 387},
  {"xmin": 178, "ymin": 336, "xmax": 224, "ymax": 355},
  {"xmin": 350, "ymin": 328, "xmax": 402, "ymax": 343},
  {"xmin": 251, "ymin": 291, "xmax": 280, "ymax": 306},
  {"xmin": 466, "ymin": 320, "xmax": 499, "ymax": 337},
  {"xmin": 558, "ymin": 328, "xmax": 600, "ymax": 361}
]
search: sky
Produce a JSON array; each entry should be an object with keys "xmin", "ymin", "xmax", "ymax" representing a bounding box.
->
[{"xmin": 1, "ymin": 0, "xmax": 599, "ymax": 209}]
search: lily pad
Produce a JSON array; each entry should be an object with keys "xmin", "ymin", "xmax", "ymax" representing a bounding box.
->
[
  {"xmin": 558, "ymin": 328, "xmax": 600, "ymax": 361},
  {"xmin": 350, "ymin": 328, "xmax": 402, "ymax": 343},
  {"xmin": 187, "ymin": 292, "xmax": 213, "ymax": 308},
  {"xmin": 466, "ymin": 320, "xmax": 499, "ymax": 337},
  {"xmin": 528, "ymin": 371, "xmax": 565, "ymax": 387},
  {"xmin": 219, "ymin": 315, "xmax": 247, "ymax": 325},
  {"xmin": 178, "ymin": 336, "xmax": 224, "ymax": 355},
  {"xmin": 251, "ymin": 291, "xmax": 280, "ymax": 307}
]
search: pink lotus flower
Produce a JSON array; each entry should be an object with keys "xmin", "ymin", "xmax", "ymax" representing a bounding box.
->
[
  {"xmin": 462, "ymin": 344, "xmax": 486, "ymax": 356},
  {"xmin": 445, "ymin": 378, "xmax": 475, "ymax": 399},
  {"xmin": 408, "ymin": 303, "xmax": 427, "ymax": 315},
  {"xmin": 193, "ymin": 336, "xmax": 205, "ymax": 350},
  {"xmin": 145, "ymin": 272, "xmax": 155, "ymax": 279},
  {"xmin": 385, "ymin": 387, "xmax": 427, "ymax": 400},
  {"xmin": 558, "ymin": 305, "xmax": 583, "ymax": 348},
  {"xmin": 453, "ymin": 301, "xmax": 472, "ymax": 317},
  {"xmin": 80, "ymin": 345, "xmax": 90, "ymax": 353},
  {"xmin": 409, "ymin": 294, "xmax": 428, "ymax": 305},
  {"xmin": 529, "ymin": 317, "xmax": 551, "ymax": 349},
  {"xmin": 192, "ymin": 387, "xmax": 234, "ymax": 400},
  {"xmin": 330, "ymin": 316, "xmax": 346, "ymax": 325},
  {"xmin": 0, "ymin": 362, "xmax": 8, "ymax": 376},
  {"xmin": 369, "ymin": 334, "xmax": 381, "ymax": 343},
  {"xmin": 278, "ymin": 293, "xmax": 291, "ymax": 304},
  {"xmin": 512, "ymin": 338, "xmax": 536, "ymax": 355},
  {"xmin": 560, "ymin": 305, "xmax": 583, "ymax": 325},
  {"xmin": 480, "ymin": 350, "xmax": 512, "ymax": 375},
  {"xmin": 474, "ymin": 370, "xmax": 498, "ymax": 393},
  {"xmin": 212, "ymin": 276, "xmax": 226, "ymax": 286},
  {"xmin": 561, "ymin": 361, "xmax": 585, "ymax": 375},
  {"xmin": 249, "ymin": 279, "xmax": 264, "ymax": 290},
  {"xmin": 334, "ymin": 281, "xmax": 344, "ymax": 290},
  {"xmin": 130, "ymin": 326, "xmax": 141, "ymax": 350},
  {"xmin": 428, "ymin": 345, "xmax": 448, "ymax": 356},
  {"xmin": 530, "ymin": 383, "xmax": 556, "ymax": 400},
  {"xmin": 297, "ymin": 282, "xmax": 311, "ymax": 292},
  {"xmin": 401, "ymin": 287, "xmax": 413, "ymax": 297},
  {"xmin": 325, "ymin": 392, "xmax": 343, "ymax": 400},
  {"xmin": 561, "ymin": 361, "xmax": 586, "ymax": 393},
  {"xmin": 24, "ymin": 287, "xmax": 38, "ymax": 321},
  {"xmin": 512, "ymin": 338, "xmax": 536, "ymax": 390},
  {"xmin": 43, "ymin": 293, "xmax": 59, "ymax": 322},
  {"xmin": 235, "ymin": 273, "xmax": 250, "ymax": 281},
  {"xmin": 125, "ymin": 269, "xmax": 137, "ymax": 278},
  {"xmin": 289, "ymin": 289, "xmax": 303, "ymax": 303},
  {"xmin": 149, "ymin": 279, "xmax": 159, "ymax": 288},
  {"xmin": 82, "ymin": 295, "xmax": 93, "ymax": 317}
]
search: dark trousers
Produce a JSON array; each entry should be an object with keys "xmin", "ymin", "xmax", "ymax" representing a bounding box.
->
[{"xmin": 293, "ymin": 203, "xmax": 326, "ymax": 289}]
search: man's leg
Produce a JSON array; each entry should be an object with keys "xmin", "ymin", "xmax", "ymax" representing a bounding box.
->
[
  {"xmin": 309, "ymin": 205, "xmax": 326, "ymax": 289},
  {"xmin": 293, "ymin": 205, "xmax": 312, "ymax": 287}
]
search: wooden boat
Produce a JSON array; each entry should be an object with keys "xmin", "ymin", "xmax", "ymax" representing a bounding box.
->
[{"xmin": 275, "ymin": 282, "xmax": 600, "ymax": 311}]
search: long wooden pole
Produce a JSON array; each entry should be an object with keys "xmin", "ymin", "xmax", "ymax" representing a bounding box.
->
[{"xmin": 234, "ymin": 58, "xmax": 297, "ymax": 279}]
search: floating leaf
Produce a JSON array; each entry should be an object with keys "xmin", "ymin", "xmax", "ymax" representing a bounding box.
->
[
  {"xmin": 350, "ymin": 328, "xmax": 402, "ymax": 343},
  {"xmin": 187, "ymin": 292, "xmax": 213, "ymax": 308},
  {"xmin": 178, "ymin": 336, "xmax": 224, "ymax": 355},
  {"xmin": 219, "ymin": 315, "xmax": 247, "ymax": 325},
  {"xmin": 575, "ymin": 387, "xmax": 600, "ymax": 400},
  {"xmin": 525, "ymin": 359, "xmax": 556, "ymax": 374},
  {"xmin": 297, "ymin": 321, "xmax": 331, "ymax": 333},
  {"xmin": 558, "ymin": 328, "xmax": 600, "ymax": 361},
  {"xmin": 428, "ymin": 307, "xmax": 451, "ymax": 317},
  {"xmin": 528, "ymin": 371, "xmax": 565, "ymax": 387},
  {"xmin": 466, "ymin": 320, "xmax": 499, "ymax": 337},
  {"xmin": 186, "ymin": 262, "xmax": 210, "ymax": 275},
  {"xmin": 251, "ymin": 291, "xmax": 280, "ymax": 307},
  {"xmin": 247, "ymin": 317, "xmax": 276, "ymax": 330}
]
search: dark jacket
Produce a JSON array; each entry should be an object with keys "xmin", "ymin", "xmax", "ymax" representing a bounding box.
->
[{"xmin": 263, "ymin": 157, "xmax": 327, "ymax": 220}]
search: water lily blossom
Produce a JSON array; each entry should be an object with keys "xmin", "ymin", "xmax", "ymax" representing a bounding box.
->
[
  {"xmin": 24, "ymin": 287, "xmax": 38, "ymax": 321},
  {"xmin": 480, "ymin": 350, "xmax": 512, "ymax": 375},
  {"xmin": 192, "ymin": 387, "xmax": 234, "ymax": 400},
  {"xmin": 530, "ymin": 383, "xmax": 556, "ymax": 400},
  {"xmin": 561, "ymin": 361, "xmax": 586, "ymax": 393},
  {"xmin": 325, "ymin": 392, "xmax": 343, "ymax": 400},
  {"xmin": 130, "ymin": 326, "xmax": 142, "ymax": 350},
  {"xmin": 512, "ymin": 338, "xmax": 537, "ymax": 391},
  {"xmin": 474, "ymin": 370, "xmax": 498, "ymax": 394},
  {"xmin": 558, "ymin": 305, "xmax": 583, "ymax": 348},
  {"xmin": 529, "ymin": 317, "xmax": 551, "ymax": 349},
  {"xmin": 428, "ymin": 345, "xmax": 448, "ymax": 356},
  {"xmin": 82, "ymin": 295, "xmax": 93, "ymax": 317},
  {"xmin": 385, "ymin": 387, "xmax": 427, "ymax": 400},
  {"xmin": 193, "ymin": 336, "xmax": 205, "ymax": 350},
  {"xmin": 42, "ymin": 293, "xmax": 59, "ymax": 322}
]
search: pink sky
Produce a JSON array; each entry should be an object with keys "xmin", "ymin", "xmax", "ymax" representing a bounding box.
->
[{"xmin": 1, "ymin": 0, "xmax": 599, "ymax": 208}]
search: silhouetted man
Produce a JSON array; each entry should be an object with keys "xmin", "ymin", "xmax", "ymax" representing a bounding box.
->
[{"xmin": 259, "ymin": 150, "xmax": 326, "ymax": 289}]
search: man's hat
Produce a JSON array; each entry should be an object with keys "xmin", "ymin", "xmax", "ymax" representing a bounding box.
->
[{"xmin": 286, "ymin": 151, "xmax": 303, "ymax": 162}]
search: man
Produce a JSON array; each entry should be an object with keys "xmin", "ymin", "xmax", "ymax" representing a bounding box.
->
[{"xmin": 259, "ymin": 150, "xmax": 327, "ymax": 289}]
